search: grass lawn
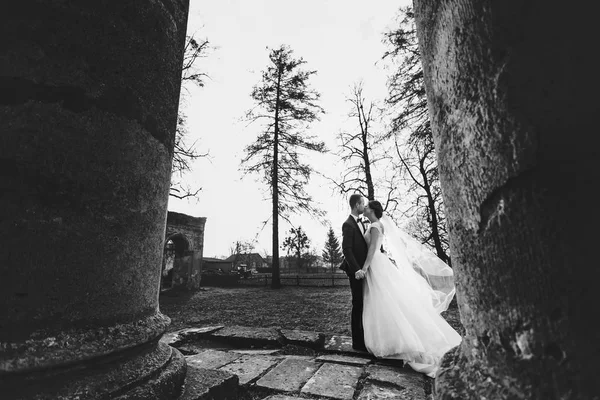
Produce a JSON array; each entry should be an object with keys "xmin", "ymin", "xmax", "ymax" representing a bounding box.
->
[{"xmin": 159, "ymin": 285, "xmax": 465, "ymax": 337}]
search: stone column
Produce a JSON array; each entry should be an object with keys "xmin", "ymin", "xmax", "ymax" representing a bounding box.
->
[
  {"xmin": 0, "ymin": 1, "xmax": 190, "ymax": 398},
  {"xmin": 414, "ymin": 1, "xmax": 598, "ymax": 399}
]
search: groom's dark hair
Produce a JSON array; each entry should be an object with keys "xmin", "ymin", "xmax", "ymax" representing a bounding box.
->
[{"xmin": 349, "ymin": 194, "xmax": 362, "ymax": 209}]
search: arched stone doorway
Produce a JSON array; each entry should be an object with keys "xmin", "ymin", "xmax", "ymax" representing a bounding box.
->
[
  {"xmin": 162, "ymin": 233, "xmax": 190, "ymax": 289},
  {"xmin": 163, "ymin": 211, "xmax": 206, "ymax": 290}
]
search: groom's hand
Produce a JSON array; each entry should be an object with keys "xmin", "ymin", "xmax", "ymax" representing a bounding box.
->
[{"xmin": 355, "ymin": 270, "xmax": 365, "ymax": 280}]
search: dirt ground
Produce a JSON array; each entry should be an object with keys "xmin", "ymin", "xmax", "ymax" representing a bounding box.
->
[{"xmin": 159, "ymin": 286, "xmax": 465, "ymax": 337}]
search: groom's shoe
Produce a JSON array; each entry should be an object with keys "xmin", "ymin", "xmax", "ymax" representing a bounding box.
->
[{"xmin": 352, "ymin": 344, "xmax": 368, "ymax": 352}]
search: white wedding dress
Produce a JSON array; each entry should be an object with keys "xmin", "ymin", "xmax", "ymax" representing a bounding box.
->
[{"xmin": 362, "ymin": 219, "xmax": 462, "ymax": 378}]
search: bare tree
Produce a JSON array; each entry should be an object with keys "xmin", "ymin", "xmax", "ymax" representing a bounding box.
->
[
  {"xmin": 327, "ymin": 81, "xmax": 400, "ymax": 213},
  {"xmin": 393, "ymin": 134, "xmax": 450, "ymax": 263},
  {"xmin": 340, "ymin": 82, "xmax": 377, "ymax": 200},
  {"xmin": 282, "ymin": 226, "xmax": 310, "ymax": 272},
  {"xmin": 382, "ymin": 7, "xmax": 449, "ymax": 260},
  {"xmin": 170, "ymin": 33, "xmax": 212, "ymax": 200},
  {"xmin": 181, "ymin": 35, "xmax": 211, "ymax": 88},
  {"xmin": 228, "ymin": 240, "xmax": 256, "ymax": 265},
  {"xmin": 241, "ymin": 45, "xmax": 326, "ymax": 288}
]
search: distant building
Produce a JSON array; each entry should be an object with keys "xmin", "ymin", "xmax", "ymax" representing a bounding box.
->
[
  {"xmin": 225, "ymin": 253, "xmax": 269, "ymax": 272},
  {"xmin": 202, "ymin": 257, "xmax": 234, "ymax": 273}
]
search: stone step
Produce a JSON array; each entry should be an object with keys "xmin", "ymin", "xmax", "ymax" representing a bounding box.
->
[
  {"xmin": 218, "ymin": 354, "xmax": 281, "ymax": 385},
  {"xmin": 178, "ymin": 352, "xmax": 430, "ymax": 400},
  {"xmin": 208, "ymin": 325, "xmax": 282, "ymax": 347},
  {"xmin": 166, "ymin": 326, "xmax": 432, "ymax": 400},
  {"xmin": 364, "ymin": 364, "xmax": 428, "ymax": 400},
  {"xmin": 357, "ymin": 382, "xmax": 409, "ymax": 400},
  {"xmin": 279, "ymin": 329, "xmax": 324, "ymax": 348},
  {"xmin": 315, "ymin": 353, "xmax": 372, "ymax": 366},
  {"xmin": 255, "ymin": 357, "xmax": 321, "ymax": 392},
  {"xmin": 180, "ymin": 365, "xmax": 239, "ymax": 400},
  {"xmin": 167, "ymin": 325, "xmax": 378, "ymax": 359},
  {"xmin": 300, "ymin": 362, "xmax": 363, "ymax": 400},
  {"xmin": 231, "ymin": 349, "xmax": 281, "ymax": 355},
  {"xmin": 185, "ymin": 349, "xmax": 241, "ymax": 369},
  {"xmin": 161, "ymin": 326, "xmax": 225, "ymax": 347},
  {"xmin": 323, "ymin": 334, "xmax": 371, "ymax": 356}
]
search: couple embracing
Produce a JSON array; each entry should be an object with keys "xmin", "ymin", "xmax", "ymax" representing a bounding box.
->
[{"xmin": 340, "ymin": 194, "xmax": 461, "ymax": 378}]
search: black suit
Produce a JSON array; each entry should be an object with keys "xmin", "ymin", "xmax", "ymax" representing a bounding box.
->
[{"xmin": 340, "ymin": 215, "xmax": 368, "ymax": 350}]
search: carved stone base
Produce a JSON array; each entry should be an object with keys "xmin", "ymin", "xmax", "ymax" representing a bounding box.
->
[
  {"xmin": 1, "ymin": 342, "xmax": 186, "ymax": 400},
  {"xmin": 435, "ymin": 345, "xmax": 596, "ymax": 400}
]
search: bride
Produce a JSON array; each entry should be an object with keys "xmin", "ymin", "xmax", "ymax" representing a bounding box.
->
[{"xmin": 355, "ymin": 200, "xmax": 462, "ymax": 378}]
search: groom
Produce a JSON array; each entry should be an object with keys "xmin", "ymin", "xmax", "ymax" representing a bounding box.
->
[{"xmin": 340, "ymin": 194, "xmax": 369, "ymax": 351}]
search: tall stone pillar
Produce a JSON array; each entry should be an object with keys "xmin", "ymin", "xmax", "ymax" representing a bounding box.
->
[
  {"xmin": 0, "ymin": 1, "xmax": 190, "ymax": 398},
  {"xmin": 414, "ymin": 1, "xmax": 598, "ymax": 399}
]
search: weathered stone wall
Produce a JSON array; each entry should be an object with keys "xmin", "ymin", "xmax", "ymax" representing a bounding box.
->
[{"xmin": 0, "ymin": 0, "xmax": 190, "ymax": 398}]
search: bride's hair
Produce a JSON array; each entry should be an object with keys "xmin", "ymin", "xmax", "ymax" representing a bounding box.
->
[{"xmin": 368, "ymin": 200, "xmax": 383, "ymax": 219}]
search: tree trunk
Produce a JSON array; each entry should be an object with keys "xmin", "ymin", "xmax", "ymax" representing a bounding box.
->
[
  {"xmin": 414, "ymin": 1, "xmax": 598, "ymax": 398},
  {"xmin": 420, "ymin": 156, "xmax": 447, "ymax": 263},
  {"xmin": 359, "ymin": 105, "xmax": 375, "ymax": 201},
  {"xmin": 362, "ymin": 139, "xmax": 375, "ymax": 201},
  {"xmin": 271, "ymin": 62, "xmax": 283, "ymax": 289}
]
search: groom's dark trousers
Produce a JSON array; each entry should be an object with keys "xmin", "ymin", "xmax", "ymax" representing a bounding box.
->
[{"xmin": 340, "ymin": 215, "xmax": 369, "ymax": 350}]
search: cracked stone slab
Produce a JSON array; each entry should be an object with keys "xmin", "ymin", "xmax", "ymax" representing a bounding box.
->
[
  {"xmin": 218, "ymin": 355, "xmax": 280, "ymax": 385},
  {"xmin": 316, "ymin": 354, "xmax": 372, "ymax": 366},
  {"xmin": 175, "ymin": 341, "xmax": 237, "ymax": 357},
  {"xmin": 300, "ymin": 362, "xmax": 363, "ymax": 400},
  {"xmin": 357, "ymin": 381, "xmax": 414, "ymax": 400},
  {"xmin": 185, "ymin": 349, "xmax": 241, "ymax": 369},
  {"xmin": 373, "ymin": 358, "xmax": 405, "ymax": 368},
  {"xmin": 209, "ymin": 325, "xmax": 281, "ymax": 347},
  {"xmin": 231, "ymin": 349, "xmax": 281, "ymax": 355},
  {"xmin": 283, "ymin": 355, "xmax": 315, "ymax": 361},
  {"xmin": 160, "ymin": 325, "xmax": 224, "ymax": 346},
  {"xmin": 280, "ymin": 329, "xmax": 322, "ymax": 347},
  {"xmin": 160, "ymin": 331, "xmax": 182, "ymax": 346},
  {"xmin": 255, "ymin": 358, "xmax": 321, "ymax": 392},
  {"xmin": 365, "ymin": 365, "xmax": 427, "ymax": 398},
  {"xmin": 180, "ymin": 365, "xmax": 239, "ymax": 400},
  {"xmin": 180, "ymin": 325, "xmax": 224, "ymax": 336}
]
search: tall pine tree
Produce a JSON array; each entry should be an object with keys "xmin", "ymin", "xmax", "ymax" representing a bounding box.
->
[
  {"xmin": 322, "ymin": 226, "xmax": 343, "ymax": 273},
  {"xmin": 241, "ymin": 45, "xmax": 326, "ymax": 288}
]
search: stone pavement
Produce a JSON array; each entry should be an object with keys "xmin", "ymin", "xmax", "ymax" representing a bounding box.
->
[{"xmin": 161, "ymin": 325, "xmax": 432, "ymax": 400}]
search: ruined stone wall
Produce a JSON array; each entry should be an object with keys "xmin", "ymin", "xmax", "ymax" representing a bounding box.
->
[{"xmin": 165, "ymin": 211, "xmax": 206, "ymax": 290}]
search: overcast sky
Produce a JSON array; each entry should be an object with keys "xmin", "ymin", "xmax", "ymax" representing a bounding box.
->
[{"xmin": 168, "ymin": 0, "xmax": 412, "ymax": 258}]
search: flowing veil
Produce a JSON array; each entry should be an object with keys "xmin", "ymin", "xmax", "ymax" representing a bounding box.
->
[{"xmin": 380, "ymin": 215, "xmax": 455, "ymax": 313}]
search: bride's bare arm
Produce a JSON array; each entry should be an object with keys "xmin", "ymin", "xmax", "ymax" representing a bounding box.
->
[{"xmin": 362, "ymin": 225, "xmax": 382, "ymax": 273}]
